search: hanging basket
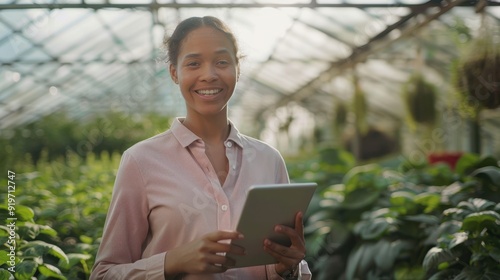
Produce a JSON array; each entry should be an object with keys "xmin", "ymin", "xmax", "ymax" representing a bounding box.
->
[
  {"xmin": 453, "ymin": 15, "xmax": 500, "ymax": 115},
  {"xmin": 456, "ymin": 51, "xmax": 500, "ymax": 110},
  {"xmin": 403, "ymin": 74, "xmax": 437, "ymax": 126}
]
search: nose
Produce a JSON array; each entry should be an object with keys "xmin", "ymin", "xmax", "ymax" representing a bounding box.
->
[{"xmin": 200, "ymin": 64, "xmax": 218, "ymax": 82}]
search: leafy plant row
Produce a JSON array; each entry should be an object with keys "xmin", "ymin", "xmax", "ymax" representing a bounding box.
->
[
  {"xmin": 0, "ymin": 111, "xmax": 172, "ymax": 172},
  {"xmin": 1, "ymin": 144, "xmax": 499, "ymax": 279},
  {"xmin": 295, "ymin": 148, "xmax": 500, "ymax": 280},
  {"xmin": 0, "ymin": 152, "xmax": 120, "ymax": 279}
]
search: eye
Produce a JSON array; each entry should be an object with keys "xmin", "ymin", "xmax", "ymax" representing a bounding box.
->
[
  {"xmin": 186, "ymin": 61, "xmax": 200, "ymax": 67},
  {"xmin": 217, "ymin": 60, "xmax": 230, "ymax": 66}
]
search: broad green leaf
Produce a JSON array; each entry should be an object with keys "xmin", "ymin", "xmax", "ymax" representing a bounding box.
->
[
  {"xmin": 443, "ymin": 207, "xmax": 467, "ymax": 220},
  {"xmin": 458, "ymin": 198, "xmax": 495, "ymax": 213},
  {"xmin": 341, "ymin": 188, "xmax": 380, "ymax": 210},
  {"xmin": 424, "ymin": 221, "xmax": 462, "ymax": 245},
  {"xmin": 12, "ymin": 205, "xmax": 34, "ymax": 222},
  {"xmin": 390, "ymin": 191, "xmax": 415, "ymax": 206},
  {"xmin": 0, "ymin": 250, "xmax": 9, "ymax": 266},
  {"xmin": 414, "ymin": 193, "xmax": 442, "ymax": 213},
  {"xmin": 342, "ymin": 164, "xmax": 382, "ymax": 189},
  {"xmin": 59, "ymin": 253, "xmax": 91, "ymax": 270},
  {"xmin": 455, "ymin": 153, "xmax": 480, "ymax": 175},
  {"xmin": 362, "ymin": 208, "xmax": 392, "ymax": 220},
  {"xmin": 449, "ymin": 232, "xmax": 468, "ymax": 249},
  {"xmin": 325, "ymin": 220, "xmax": 351, "ymax": 251},
  {"xmin": 79, "ymin": 235, "xmax": 93, "ymax": 244},
  {"xmin": 455, "ymin": 266, "xmax": 490, "ymax": 280},
  {"xmin": 345, "ymin": 244, "xmax": 365, "ymax": 280},
  {"xmin": 489, "ymin": 247, "xmax": 500, "ymax": 262},
  {"xmin": 346, "ymin": 242, "xmax": 378, "ymax": 279},
  {"xmin": 354, "ymin": 217, "xmax": 394, "ymax": 240},
  {"xmin": 318, "ymin": 196, "xmax": 343, "ymax": 209},
  {"xmin": 0, "ymin": 269, "xmax": 12, "ymax": 280},
  {"xmin": 319, "ymin": 147, "xmax": 355, "ymax": 167},
  {"xmin": 14, "ymin": 260, "xmax": 37, "ymax": 280},
  {"xmin": 20, "ymin": 241, "xmax": 69, "ymax": 266},
  {"xmin": 0, "ymin": 226, "xmax": 8, "ymax": 237},
  {"xmin": 38, "ymin": 263, "xmax": 66, "ymax": 279},
  {"xmin": 423, "ymin": 247, "xmax": 456, "ymax": 271},
  {"xmin": 373, "ymin": 239, "xmax": 394, "ymax": 271},
  {"xmin": 462, "ymin": 211, "xmax": 500, "ymax": 232},
  {"xmin": 305, "ymin": 210, "xmax": 335, "ymax": 226},
  {"xmin": 403, "ymin": 214, "xmax": 440, "ymax": 225},
  {"xmin": 38, "ymin": 224, "xmax": 58, "ymax": 237},
  {"xmin": 19, "ymin": 222, "xmax": 40, "ymax": 239},
  {"xmin": 470, "ymin": 166, "xmax": 500, "ymax": 187}
]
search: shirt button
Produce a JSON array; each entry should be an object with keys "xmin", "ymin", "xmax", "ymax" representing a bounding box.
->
[
  {"xmin": 221, "ymin": 204, "xmax": 228, "ymax": 211},
  {"xmin": 226, "ymin": 141, "xmax": 233, "ymax": 148}
]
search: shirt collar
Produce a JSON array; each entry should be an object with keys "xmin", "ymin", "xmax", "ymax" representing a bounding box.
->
[{"xmin": 171, "ymin": 117, "xmax": 244, "ymax": 148}]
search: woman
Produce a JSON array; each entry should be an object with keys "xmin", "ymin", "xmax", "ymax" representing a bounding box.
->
[{"xmin": 90, "ymin": 16, "xmax": 312, "ymax": 280}]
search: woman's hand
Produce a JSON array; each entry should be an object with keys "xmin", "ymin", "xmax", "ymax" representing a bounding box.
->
[
  {"xmin": 263, "ymin": 212, "xmax": 306, "ymax": 277},
  {"xmin": 164, "ymin": 231, "xmax": 245, "ymax": 278}
]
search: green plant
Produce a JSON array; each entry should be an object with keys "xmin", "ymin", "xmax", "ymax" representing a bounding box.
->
[
  {"xmin": 0, "ymin": 111, "xmax": 172, "ymax": 172},
  {"xmin": 0, "ymin": 151, "xmax": 121, "ymax": 279},
  {"xmin": 403, "ymin": 73, "xmax": 437, "ymax": 130},
  {"xmin": 297, "ymin": 149, "xmax": 500, "ymax": 280},
  {"xmin": 451, "ymin": 14, "xmax": 500, "ymax": 118},
  {"xmin": 422, "ymin": 162, "xmax": 500, "ymax": 279},
  {"xmin": 0, "ymin": 204, "xmax": 86, "ymax": 280}
]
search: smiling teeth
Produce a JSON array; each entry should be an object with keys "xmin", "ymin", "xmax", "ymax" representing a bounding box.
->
[{"xmin": 197, "ymin": 89, "xmax": 221, "ymax": 95}]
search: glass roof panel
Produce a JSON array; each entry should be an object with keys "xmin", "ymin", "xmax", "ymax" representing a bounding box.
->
[
  {"xmin": 1, "ymin": 1, "xmax": 499, "ymax": 137},
  {"xmin": 0, "ymin": 33, "xmax": 33, "ymax": 61},
  {"xmin": 231, "ymin": 8, "xmax": 295, "ymax": 62},
  {"xmin": 110, "ymin": 0, "xmax": 151, "ymax": 3}
]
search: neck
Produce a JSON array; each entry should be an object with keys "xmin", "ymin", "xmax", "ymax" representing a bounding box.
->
[{"xmin": 182, "ymin": 112, "xmax": 230, "ymax": 145}]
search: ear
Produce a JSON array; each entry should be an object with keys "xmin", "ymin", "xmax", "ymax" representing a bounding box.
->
[{"xmin": 169, "ymin": 64, "xmax": 178, "ymax": 84}]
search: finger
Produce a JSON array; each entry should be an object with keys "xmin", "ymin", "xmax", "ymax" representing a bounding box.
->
[
  {"xmin": 274, "ymin": 225, "xmax": 305, "ymax": 250},
  {"xmin": 263, "ymin": 239, "xmax": 305, "ymax": 260},
  {"xmin": 206, "ymin": 231, "xmax": 244, "ymax": 242},
  {"xmin": 295, "ymin": 211, "xmax": 305, "ymax": 238},
  {"xmin": 211, "ymin": 254, "xmax": 237, "ymax": 268},
  {"xmin": 208, "ymin": 242, "xmax": 246, "ymax": 256},
  {"xmin": 263, "ymin": 242, "xmax": 298, "ymax": 267}
]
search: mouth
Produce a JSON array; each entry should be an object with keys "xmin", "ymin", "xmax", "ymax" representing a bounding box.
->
[{"xmin": 195, "ymin": 89, "xmax": 222, "ymax": 96}]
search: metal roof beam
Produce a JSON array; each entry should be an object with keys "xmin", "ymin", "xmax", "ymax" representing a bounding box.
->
[
  {"xmin": 0, "ymin": 1, "xmax": 499, "ymax": 10},
  {"xmin": 255, "ymin": 0, "xmax": 471, "ymax": 121}
]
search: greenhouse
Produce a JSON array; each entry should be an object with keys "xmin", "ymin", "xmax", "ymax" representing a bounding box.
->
[{"xmin": 1, "ymin": 0, "xmax": 500, "ymax": 279}]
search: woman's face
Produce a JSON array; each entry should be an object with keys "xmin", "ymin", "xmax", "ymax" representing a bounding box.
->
[{"xmin": 169, "ymin": 26, "xmax": 238, "ymax": 118}]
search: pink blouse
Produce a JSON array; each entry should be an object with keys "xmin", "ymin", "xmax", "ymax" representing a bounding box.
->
[{"xmin": 90, "ymin": 118, "xmax": 312, "ymax": 280}]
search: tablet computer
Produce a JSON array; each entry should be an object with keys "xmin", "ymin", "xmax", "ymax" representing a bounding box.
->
[{"xmin": 227, "ymin": 182, "xmax": 317, "ymax": 268}]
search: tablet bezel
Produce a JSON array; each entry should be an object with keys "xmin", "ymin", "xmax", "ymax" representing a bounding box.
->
[{"xmin": 227, "ymin": 182, "xmax": 317, "ymax": 268}]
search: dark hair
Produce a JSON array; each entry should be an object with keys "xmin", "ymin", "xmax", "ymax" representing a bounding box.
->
[{"xmin": 164, "ymin": 16, "xmax": 241, "ymax": 69}]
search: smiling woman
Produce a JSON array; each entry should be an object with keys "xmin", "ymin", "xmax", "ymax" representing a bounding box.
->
[
  {"xmin": 169, "ymin": 26, "xmax": 238, "ymax": 121},
  {"xmin": 90, "ymin": 16, "xmax": 312, "ymax": 280}
]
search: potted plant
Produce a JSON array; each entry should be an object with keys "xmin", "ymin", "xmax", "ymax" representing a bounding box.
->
[{"xmin": 403, "ymin": 73, "xmax": 438, "ymax": 131}]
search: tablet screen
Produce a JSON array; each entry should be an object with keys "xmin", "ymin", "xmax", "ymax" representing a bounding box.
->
[{"xmin": 227, "ymin": 182, "xmax": 317, "ymax": 268}]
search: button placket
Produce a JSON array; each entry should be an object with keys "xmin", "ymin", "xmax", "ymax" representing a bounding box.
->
[{"xmin": 225, "ymin": 141, "xmax": 237, "ymax": 172}]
